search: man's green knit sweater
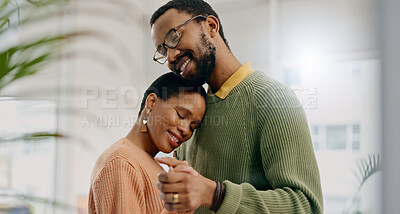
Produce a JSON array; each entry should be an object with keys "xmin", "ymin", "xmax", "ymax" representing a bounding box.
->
[{"xmin": 177, "ymin": 70, "xmax": 323, "ymax": 214}]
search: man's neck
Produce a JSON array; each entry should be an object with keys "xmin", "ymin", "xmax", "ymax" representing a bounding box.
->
[{"xmin": 207, "ymin": 50, "xmax": 242, "ymax": 93}]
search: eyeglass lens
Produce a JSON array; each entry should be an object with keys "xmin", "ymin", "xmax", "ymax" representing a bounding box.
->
[
  {"xmin": 156, "ymin": 30, "xmax": 180, "ymax": 60},
  {"xmin": 154, "ymin": 15, "xmax": 206, "ymax": 63}
]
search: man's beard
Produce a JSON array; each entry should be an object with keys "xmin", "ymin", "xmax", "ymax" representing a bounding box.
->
[{"xmin": 174, "ymin": 33, "xmax": 216, "ymax": 86}]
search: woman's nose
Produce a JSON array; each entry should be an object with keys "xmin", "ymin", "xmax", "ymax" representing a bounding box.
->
[{"xmin": 177, "ymin": 121, "xmax": 191, "ymax": 139}]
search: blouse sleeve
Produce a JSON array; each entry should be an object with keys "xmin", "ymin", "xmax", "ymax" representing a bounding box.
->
[{"xmin": 90, "ymin": 158, "xmax": 146, "ymax": 214}]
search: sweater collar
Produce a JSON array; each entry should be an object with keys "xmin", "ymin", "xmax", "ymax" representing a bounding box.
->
[{"xmin": 211, "ymin": 62, "xmax": 254, "ymax": 99}]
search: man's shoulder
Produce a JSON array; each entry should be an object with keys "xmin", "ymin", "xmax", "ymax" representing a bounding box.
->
[
  {"xmin": 238, "ymin": 70, "xmax": 282, "ymax": 88},
  {"xmin": 241, "ymin": 70, "xmax": 294, "ymax": 98},
  {"xmin": 242, "ymin": 71, "xmax": 301, "ymax": 112}
]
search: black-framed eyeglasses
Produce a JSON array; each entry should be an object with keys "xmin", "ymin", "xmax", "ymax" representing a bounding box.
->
[{"xmin": 153, "ymin": 15, "xmax": 207, "ymax": 64}]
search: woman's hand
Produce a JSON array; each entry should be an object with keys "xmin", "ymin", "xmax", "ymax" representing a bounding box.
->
[
  {"xmin": 165, "ymin": 159, "xmax": 199, "ymax": 176},
  {"xmin": 155, "ymin": 157, "xmax": 216, "ymax": 212}
]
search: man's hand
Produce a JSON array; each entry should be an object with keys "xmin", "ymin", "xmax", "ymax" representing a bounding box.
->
[{"xmin": 155, "ymin": 157, "xmax": 217, "ymax": 212}]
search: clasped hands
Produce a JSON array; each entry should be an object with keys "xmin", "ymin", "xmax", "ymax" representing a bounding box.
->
[{"xmin": 156, "ymin": 157, "xmax": 216, "ymax": 212}]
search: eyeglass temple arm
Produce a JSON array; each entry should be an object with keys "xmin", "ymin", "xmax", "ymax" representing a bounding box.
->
[{"xmin": 174, "ymin": 15, "xmax": 208, "ymax": 31}]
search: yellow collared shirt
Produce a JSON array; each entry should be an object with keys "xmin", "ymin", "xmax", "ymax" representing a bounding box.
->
[{"xmin": 213, "ymin": 62, "xmax": 254, "ymax": 99}]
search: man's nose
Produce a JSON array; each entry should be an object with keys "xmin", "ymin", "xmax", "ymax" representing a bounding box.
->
[{"xmin": 167, "ymin": 47, "xmax": 181, "ymax": 64}]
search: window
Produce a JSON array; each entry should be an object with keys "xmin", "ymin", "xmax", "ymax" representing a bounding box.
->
[
  {"xmin": 311, "ymin": 126, "xmax": 320, "ymax": 150},
  {"xmin": 326, "ymin": 125, "xmax": 347, "ymax": 150},
  {"xmin": 284, "ymin": 67, "xmax": 301, "ymax": 86},
  {"xmin": 311, "ymin": 124, "xmax": 360, "ymax": 151},
  {"xmin": 0, "ymin": 99, "xmax": 57, "ymax": 213},
  {"xmin": 352, "ymin": 124, "xmax": 360, "ymax": 150}
]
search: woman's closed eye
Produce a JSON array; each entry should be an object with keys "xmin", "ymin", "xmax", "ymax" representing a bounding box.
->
[{"xmin": 176, "ymin": 110, "xmax": 185, "ymax": 119}]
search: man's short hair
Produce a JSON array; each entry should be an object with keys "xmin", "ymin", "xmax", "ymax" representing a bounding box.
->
[{"xmin": 150, "ymin": 0, "xmax": 230, "ymax": 50}]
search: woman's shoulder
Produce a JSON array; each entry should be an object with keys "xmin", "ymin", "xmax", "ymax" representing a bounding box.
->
[
  {"xmin": 90, "ymin": 138, "xmax": 141, "ymax": 182},
  {"xmin": 90, "ymin": 138, "xmax": 163, "ymax": 184},
  {"xmin": 96, "ymin": 138, "xmax": 138, "ymax": 164}
]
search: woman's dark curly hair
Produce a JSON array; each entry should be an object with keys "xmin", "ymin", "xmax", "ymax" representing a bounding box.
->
[{"xmin": 138, "ymin": 72, "xmax": 207, "ymax": 116}]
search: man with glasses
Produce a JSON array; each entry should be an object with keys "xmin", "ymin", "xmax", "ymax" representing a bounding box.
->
[{"xmin": 151, "ymin": 0, "xmax": 323, "ymax": 213}]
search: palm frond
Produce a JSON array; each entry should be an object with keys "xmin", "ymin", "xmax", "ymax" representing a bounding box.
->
[
  {"xmin": 354, "ymin": 153, "xmax": 382, "ymax": 194},
  {"xmin": 0, "ymin": 192, "xmax": 76, "ymax": 211},
  {"xmin": 0, "ymin": 0, "xmax": 70, "ymax": 91},
  {"xmin": 0, "ymin": 130, "xmax": 99, "ymax": 158},
  {"xmin": 344, "ymin": 153, "xmax": 382, "ymax": 214},
  {"xmin": 1, "ymin": 36, "xmax": 65, "ymax": 90},
  {"xmin": 0, "ymin": 132, "xmax": 64, "ymax": 143}
]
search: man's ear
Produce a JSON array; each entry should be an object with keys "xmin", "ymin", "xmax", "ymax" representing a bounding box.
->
[
  {"xmin": 145, "ymin": 93, "xmax": 158, "ymax": 110},
  {"xmin": 206, "ymin": 15, "xmax": 219, "ymax": 38}
]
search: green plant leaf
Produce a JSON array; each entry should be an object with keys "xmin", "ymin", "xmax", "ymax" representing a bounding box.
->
[
  {"xmin": 356, "ymin": 154, "xmax": 381, "ymax": 191},
  {"xmin": 0, "ymin": 192, "xmax": 75, "ymax": 210},
  {"xmin": 0, "ymin": 17, "xmax": 10, "ymax": 29},
  {"xmin": 344, "ymin": 153, "xmax": 382, "ymax": 214},
  {"xmin": 0, "ymin": 132, "xmax": 64, "ymax": 143},
  {"xmin": 0, "ymin": 33, "xmax": 78, "ymax": 90}
]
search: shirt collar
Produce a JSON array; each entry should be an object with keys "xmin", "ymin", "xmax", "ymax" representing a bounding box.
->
[{"xmin": 212, "ymin": 62, "xmax": 254, "ymax": 99}]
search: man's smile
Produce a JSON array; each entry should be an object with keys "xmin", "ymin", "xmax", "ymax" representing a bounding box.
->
[{"xmin": 175, "ymin": 55, "xmax": 193, "ymax": 78}]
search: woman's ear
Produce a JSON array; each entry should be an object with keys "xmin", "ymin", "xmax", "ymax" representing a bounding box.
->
[
  {"xmin": 206, "ymin": 15, "xmax": 219, "ymax": 38},
  {"xmin": 145, "ymin": 93, "xmax": 158, "ymax": 110}
]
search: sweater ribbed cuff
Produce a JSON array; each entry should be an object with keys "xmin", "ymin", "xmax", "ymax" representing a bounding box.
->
[{"xmin": 215, "ymin": 181, "xmax": 242, "ymax": 214}]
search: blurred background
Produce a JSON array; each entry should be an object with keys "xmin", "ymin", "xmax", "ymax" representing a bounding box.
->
[{"xmin": 0, "ymin": 0, "xmax": 398, "ymax": 213}]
